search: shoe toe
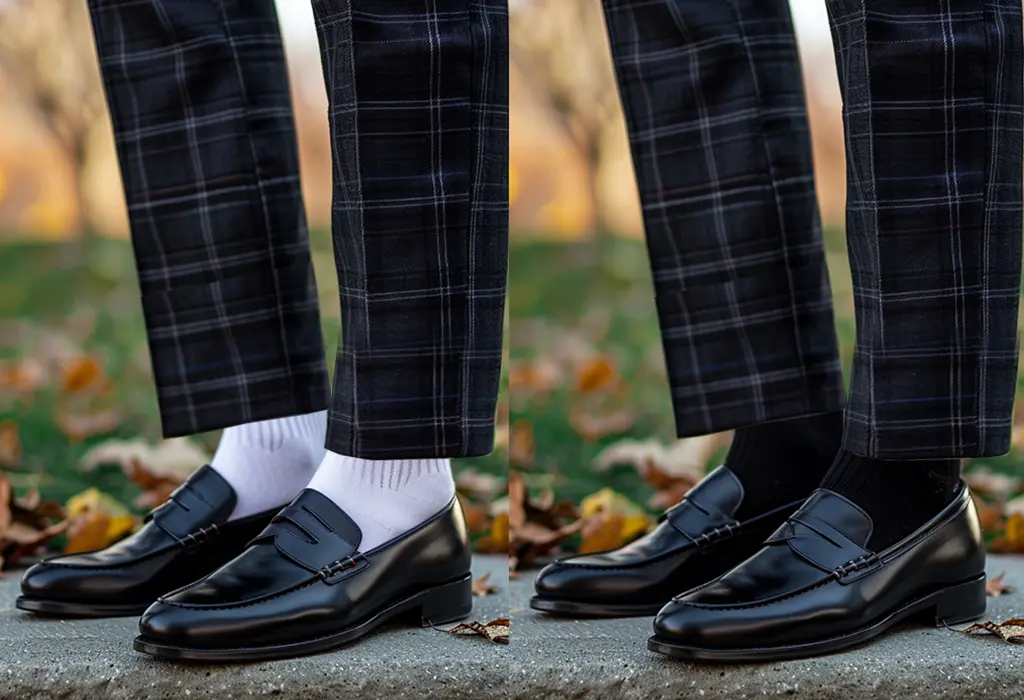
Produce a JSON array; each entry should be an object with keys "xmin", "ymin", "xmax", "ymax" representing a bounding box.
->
[
  {"xmin": 20, "ymin": 558, "xmax": 105, "ymax": 600},
  {"xmin": 138, "ymin": 601, "xmax": 195, "ymax": 645},
  {"xmin": 653, "ymin": 600, "xmax": 707, "ymax": 645}
]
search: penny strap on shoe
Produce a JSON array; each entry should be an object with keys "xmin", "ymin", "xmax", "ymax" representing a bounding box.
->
[
  {"xmin": 664, "ymin": 466, "xmax": 743, "ymax": 541},
  {"xmin": 150, "ymin": 465, "xmax": 236, "ymax": 542},
  {"xmin": 765, "ymin": 490, "xmax": 876, "ymax": 575},
  {"xmin": 252, "ymin": 489, "xmax": 363, "ymax": 574}
]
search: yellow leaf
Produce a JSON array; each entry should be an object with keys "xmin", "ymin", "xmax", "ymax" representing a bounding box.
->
[
  {"xmin": 579, "ymin": 487, "xmax": 651, "ymax": 546},
  {"xmin": 64, "ymin": 488, "xmax": 135, "ymax": 554}
]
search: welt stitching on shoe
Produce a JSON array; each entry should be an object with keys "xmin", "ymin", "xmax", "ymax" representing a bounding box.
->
[
  {"xmin": 682, "ymin": 577, "xmax": 834, "ymax": 610},
  {"xmin": 561, "ymin": 543, "xmax": 695, "ymax": 570},
  {"xmin": 44, "ymin": 546, "xmax": 176, "ymax": 570}
]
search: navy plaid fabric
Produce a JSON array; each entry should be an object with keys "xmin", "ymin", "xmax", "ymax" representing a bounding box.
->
[
  {"xmin": 87, "ymin": 0, "xmax": 329, "ymax": 438},
  {"xmin": 601, "ymin": 0, "xmax": 846, "ymax": 439},
  {"xmin": 312, "ymin": 0, "xmax": 508, "ymax": 458},
  {"xmin": 826, "ymin": 0, "xmax": 1023, "ymax": 458},
  {"xmin": 88, "ymin": 0, "xmax": 508, "ymax": 458},
  {"xmin": 604, "ymin": 0, "xmax": 1023, "ymax": 458}
]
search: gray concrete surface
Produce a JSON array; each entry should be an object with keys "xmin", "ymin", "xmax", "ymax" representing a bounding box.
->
[
  {"xmin": 510, "ymin": 555, "xmax": 1024, "ymax": 700},
  {"xmin": 0, "ymin": 555, "xmax": 508, "ymax": 700}
]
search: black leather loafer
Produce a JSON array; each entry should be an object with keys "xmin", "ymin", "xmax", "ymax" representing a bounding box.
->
[
  {"xmin": 649, "ymin": 484, "xmax": 987, "ymax": 662},
  {"xmin": 133, "ymin": 490, "xmax": 473, "ymax": 662},
  {"xmin": 17, "ymin": 465, "xmax": 276, "ymax": 618},
  {"xmin": 530, "ymin": 466, "xmax": 801, "ymax": 617}
]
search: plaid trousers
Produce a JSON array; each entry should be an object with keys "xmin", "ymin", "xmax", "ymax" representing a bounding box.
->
[
  {"xmin": 87, "ymin": 0, "xmax": 508, "ymax": 459},
  {"xmin": 603, "ymin": 0, "xmax": 1023, "ymax": 458}
]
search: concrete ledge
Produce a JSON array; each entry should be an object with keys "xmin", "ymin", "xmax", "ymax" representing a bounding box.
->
[
  {"xmin": 0, "ymin": 556, "xmax": 508, "ymax": 700},
  {"xmin": 510, "ymin": 556, "xmax": 1024, "ymax": 700}
]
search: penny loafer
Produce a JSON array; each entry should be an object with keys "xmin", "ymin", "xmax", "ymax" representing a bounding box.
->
[
  {"xmin": 530, "ymin": 466, "xmax": 801, "ymax": 617},
  {"xmin": 133, "ymin": 490, "xmax": 473, "ymax": 662},
  {"xmin": 17, "ymin": 465, "xmax": 276, "ymax": 618},
  {"xmin": 649, "ymin": 484, "xmax": 987, "ymax": 662}
]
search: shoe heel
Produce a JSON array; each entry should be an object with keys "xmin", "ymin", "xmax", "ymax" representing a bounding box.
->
[
  {"xmin": 420, "ymin": 575, "xmax": 473, "ymax": 627},
  {"xmin": 933, "ymin": 576, "xmax": 986, "ymax": 627}
]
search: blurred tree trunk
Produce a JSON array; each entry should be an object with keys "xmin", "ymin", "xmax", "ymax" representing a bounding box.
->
[
  {"xmin": 0, "ymin": 0, "xmax": 105, "ymax": 238},
  {"xmin": 511, "ymin": 0, "xmax": 621, "ymax": 239}
]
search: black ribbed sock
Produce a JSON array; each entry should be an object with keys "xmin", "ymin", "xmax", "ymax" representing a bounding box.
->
[
  {"xmin": 725, "ymin": 410, "xmax": 844, "ymax": 520},
  {"xmin": 820, "ymin": 450, "xmax": 961, "ymax": 551}
]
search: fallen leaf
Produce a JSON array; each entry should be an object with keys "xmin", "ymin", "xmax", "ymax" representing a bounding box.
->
[
  {"xmin": 79, "ymin": 436, "xmax": 209, "ymax": 484},
  {"xmin": 0, "ymin": 473, "xmax": 11, "ymax": 537},
  {"xmin": 962, "ymin": 618, "xmax": 1024, "ymax": 643},
  {"xmin": 60, "ymin": 356, "xmax": 107, "ymax": 394},
  {"xmin": 54, "ymin": 407, "xmax": 123, "ymax": 442},
  {"xmin": 964, "ymin": 467, "xmax": 1021, "ymax": 502},
  {"xmin": 476, "ymin": 511, "xmax": 510, "ymax": 554},
  {"xmin": 509, "ymin": 359, "xmax": 563, "ymax": 398},
  {"xmin": 0, "ymin": 358, "xmax": 46, "ymax": 396},
  {"xmin": 0, "ymin": 421, "xmax": 20, "ymax": 469},
  {"xmin": 0, "ymin": 473, "xmax": 68, "ymax": 569},
  {"xmin": 987, "ymin": 572, "xmax": 1016, "ymax": 597},
  {"xmin": 973, "ymin": 493, "xmax": 1006, "ymax": 536},
  {"xmin": 471, "ymin": 572, "xmax": 500, "ymax": 597},
  {"xmin": 447, "ymin": 617, "xmax": 509, "ymax": 644},
  {"xmin": 578, "ymin": 488, "xmax": 651, "ymax": 553},
  {"xmin": 1005, "ymin": 494, "xmax": 1024, "ymax": 519},
  {"xmin": 64, "ymin": 488, "xmax": 136, "ymax": 554},
  {"xmin": 990, "ymin": 513, "xmax": 1024, "ymax": 554},
  {"xmin": 456, "ymin": 469, "xmax": 507, "ymax": 502},
  {"xmin": 510, "ymin": 421, "xmax": 536, "ymax": 469},
  {"xmin": 574, "ymin": 356, "xmax": 619, "ymax": 394},
  {"xmin": 568, "ymin": 406, "xmax": 636, "ymax": 442}
]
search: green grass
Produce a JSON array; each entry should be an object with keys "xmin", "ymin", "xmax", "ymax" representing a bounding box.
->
[
  {"xmin": 0, "ymin": 231, "xmax": 505, "ymax": 510},
  {"xmin": 509, "ymin": 231, "xmax": 1024, "ymax": 509}
]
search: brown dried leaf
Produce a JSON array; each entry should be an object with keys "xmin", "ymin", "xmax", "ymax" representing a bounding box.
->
[
  {"xmin": 574, "ymin": 356, "xmax": 619, "ymax": 394},
  {"xmin": 964, "ymin": 467, "xmax": 1021, "ymax": 502},
  {"xmin": 568, "ymin": 406, "xmax": 636, "ymax": 442},
  {"xmin": 962, "ymin": 618, "xmax": 1024, "ymax": 643},
  {"xmin": 973, "ymin": 493, "xmax": 1005, "ymax": 536},
  {"xmin": 990, "ymin": 513, "xmax": 1024, "ymax": 554},
  {"xmin": 456, "ymin": 469, "xmax": 506, "ymax": 502},
  {"xmin": 471, "ymin": 572, "xmax": 500, "ymax": 597},
  {"xmin": 0, "ymin": 473, "xmax": 12, "ymax": 537},
  {"xmin": 60, "ymin": 356, "xmax": 106, "ymax": 394},
  {"xmin": 475, "ymin": 512, "xmax": 510, "ymax": 554},
  {"xmin": 0, "ymin": 421, "xmax": 22, "ymax": 469},
  {"xmin": 447, "ymin": 617, "xmax": 509, "ymax": 644},
  {"xmin": 64, "ymin": 489, "xmax": 136, "ymax": 554},
  {"xmin": 54, "ymin": 407, "xmax": 122, "ymax": 442},
  {"xmin": 509, "ymin": 359, "xmax": 563, "ymax": 398},
  {"xmin": 510, "ymin": 421, "xmax": 536, "ymax": 469},
  {"xmin": 987, "ymin": 572, "xmax": 1016, "ymax": 598}
]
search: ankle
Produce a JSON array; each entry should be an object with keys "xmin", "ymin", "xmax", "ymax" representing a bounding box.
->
[{"xmin": 820, "ymin": 450, "xmax": 961, "ymax": 550}]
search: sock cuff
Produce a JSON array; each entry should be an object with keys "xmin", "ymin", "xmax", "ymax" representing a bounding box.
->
[{"xmin": 230, "ymin": 411, "xmax": 326, "ymax": 450}]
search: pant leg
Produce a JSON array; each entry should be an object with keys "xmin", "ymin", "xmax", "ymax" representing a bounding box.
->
[
  {"xmin": 825, "ymin": 0, "xmax": 1023, "ymax": 458},
  {"xmin": 87, "ymin": 0, "xmax": 329, "ymax": 437},
  {"xmin": 311, "ymin": 0, "xmax": 508, "ymax": 458},
  {"xmin": 601, "ymin": 0, "xmax": 845, "ymax": 438}
]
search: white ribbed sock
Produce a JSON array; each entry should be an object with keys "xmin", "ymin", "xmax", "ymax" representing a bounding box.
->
[
  {"xmin": 210, "ymin": 410, "xmax": 327, "ymax": 520},
  {"xmin": 307, "ymin": 452, "xmax": 455, "ymax": 552}
]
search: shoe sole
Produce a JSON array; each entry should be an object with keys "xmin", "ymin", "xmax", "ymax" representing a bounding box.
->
[
  {"xmin": 15, "ymin": 596, "xmax": 150, "ymax": 618},
  {"xmin": 530, "ymin": 595, "xmax": 663, "ymax": 618},
  {"xmin": 647, "ymin": 574, "xmax": 987, "ymax": 662},
  {"xmin": 133, "ymin": 574, "xmax": 474, "ymax": 662}
]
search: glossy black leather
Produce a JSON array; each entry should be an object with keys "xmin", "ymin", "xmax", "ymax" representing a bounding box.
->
[
  {"xmin": 19, "ymin": 466, "xmax": 274, "ymax": 614},
  {"xmin": 136, "ymin": 489, "xmax": 472, "ymax": 652},
  {"xmin": 653, "ymin": 485, "xmax": 985, "ymax": 652},
  {"xmin": 531, "ymin": 466, "xmax": 801, "ymax": 614}
]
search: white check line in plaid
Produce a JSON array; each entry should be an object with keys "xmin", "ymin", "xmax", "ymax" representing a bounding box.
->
[
  {"xmin": 88, "ymin": 0, "xmax": 508, "ymax": 459},
  {"xmin": 605, "ymin": 0, "xmax": 1022, "ymax": 458}
]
